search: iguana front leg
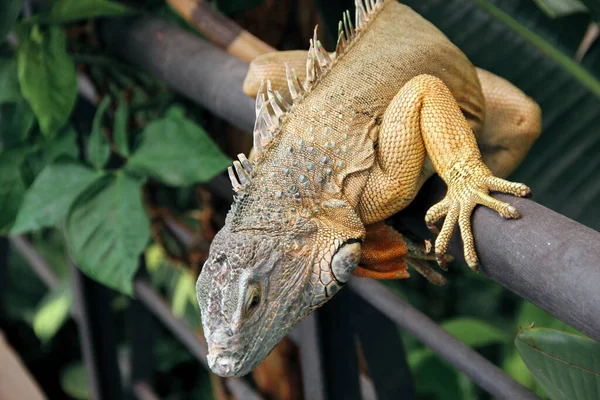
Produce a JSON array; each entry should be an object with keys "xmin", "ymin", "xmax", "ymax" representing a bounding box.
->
[{"xmin": 359, "ymin": 74, "xmax": 531, "ymax": 270}]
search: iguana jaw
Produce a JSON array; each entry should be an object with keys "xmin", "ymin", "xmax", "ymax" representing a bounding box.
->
[{"xmin": 196, "ymin": 223, "xmax": 362, "ymax": 377}]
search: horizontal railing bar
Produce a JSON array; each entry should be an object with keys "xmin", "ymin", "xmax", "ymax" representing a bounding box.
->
[
  {"xmin": 102, "ymin": 17, "xmax": 254, "ymax": 134},
  {"xmin": 101, "ymin": 15, "xmax": 600, "ymax": 342},
  {"xmin": 133, "ymin": 280, "xmax": 264, "ymax": 400},
  {"xmin": 134, "ymin": 280, "xmax": 208, "ymax": 363},
  {"xmin": 9, "ymin": 236, "xmax": 60, "ymax": 290},
  {"xmin": 349, "ymin": 278, "xmax": 539, "ymax": 400}
]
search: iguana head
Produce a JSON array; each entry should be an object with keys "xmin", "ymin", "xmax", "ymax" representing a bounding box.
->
[{"xmin": 196, "ymin": 198, "xmax": 364, "ymax": 377}]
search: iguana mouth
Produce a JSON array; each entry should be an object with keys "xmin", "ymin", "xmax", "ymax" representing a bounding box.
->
[{"xmin": 207, "ymin": 350, "xmax": 236, "ymax": 377}]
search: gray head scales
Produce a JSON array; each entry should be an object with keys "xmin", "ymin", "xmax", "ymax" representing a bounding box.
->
[{"xmin": 196, "ymin": 215, "xmax": 363, "ymax": 377}]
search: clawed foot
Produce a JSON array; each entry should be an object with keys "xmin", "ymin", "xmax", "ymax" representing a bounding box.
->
[{"xmin": 425, "ymin": 174, "xmax": 531, "ymax": 271}]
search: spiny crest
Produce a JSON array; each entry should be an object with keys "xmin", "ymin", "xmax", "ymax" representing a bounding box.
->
[
  {"xmin": 228, "ymin": 153, "xmax": 254, "ymax": 195},
  {"xmin": 229, "ymin": 0, "xmax": 385, "ymax": 195}
]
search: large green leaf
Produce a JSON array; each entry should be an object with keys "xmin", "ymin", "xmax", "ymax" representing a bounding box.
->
[
  {"xmin": 66, "ymin": 172, "xmax": 150, "ymax": 294},
  {"xmin": 11, "ymin": 158, "xmax": 99, "ymax": 234},
  {"xmin": 516, "ymin": 328, "xmax": 600, "ymax": 400},
  {"xmin": 33, "ymin": 282, "xmax": 72, "ymax": 343},
  {"xmin": 0, "ymin": 0, "xmax": 23, "ymax": 40},
  {"xmin": 126, "ymin": 106, "xmax": 230, "ymax": 186},
  {"xmin": 503, "ymin": 300, "xmax": 583, "ymax": 394},
  {"xmin": 17, "ymin": 24, "xmax": 77, "ymax": 137},
  {"xmin": 40, "ymin": 0, "xmax": 135, "ymax": 24}
]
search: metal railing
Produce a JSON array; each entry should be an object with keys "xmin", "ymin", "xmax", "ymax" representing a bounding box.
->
[{"xmin": 1, "ymin": 11, "xmax": 600, "ymax": 400}]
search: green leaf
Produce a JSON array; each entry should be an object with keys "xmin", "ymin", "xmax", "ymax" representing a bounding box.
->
[
  {"xmin": 532, "ymin": 0, "xmax": 588, "ymax": 18},
  {"xmin": 33, "ymin": 283, "xmax": 72, "ymax": 343},
  {"xmin": 87, "ymin": 96, "xmax": 111, "ymax": 169},
  {"xmin": 503, "ymin": 301, "xmax": 587, "ymax": 394},
  {"xmin": 42, "ymin": 125, "xmax": 79, "ymax": 163},
  {"xmin": 113, "ymin": 94, "xmax": 129, "ymax": 156},
  {"xmin": 441, "ymin": 317, "xmax": 509, "ymax": 348},
  {"xmin": 408, "ymin": 317, "xmax": 507, "ymax": 373},
  {"xmin": 60, "ymin": 362, "xmax": 88, "ymax": 400},
  {"xmin": 516, "ymin": 328, "xmax": 600, "ymax": 400},
  {"xmin": 66, "ymin": 172, "xmax": 150, "ymax": 294},
  {"xmin": 41, "ymin": 0, "xmax": 135, "ymax": 24},
  {"xmin": 0, "ymin": 101, "xmax": 35, "ymax": 149},
  {"xmin": 17, "ymin": 24, "xmax": 77, "ymax": 137},
  {"xmin": 0, "ymin": 149, "xmax": 27, "ymax": 233},
  {"xmin": 11, "ymin": 159, "xmax": 99, "ymax": 234},
  {"xmin": 126, "ymin": 106, "xmax": 230, "ymax": 186},
  {"xmin": 0, "ymin": 56, "xmax": 22, "ymax": 104},
  {"xmin": 414, "ymin": 357, "xmax": 463, "ymax": 400},
  {"xmin": 0, "ymin": 0, "xmax": 24, "ymax": 40},
  {"xmin": 17, "ymin": 125, "xmax": 79, "ymax": 187},
  {"xmin": 171, "ymin": 271, "xmax": 196, "ymax": 317}
]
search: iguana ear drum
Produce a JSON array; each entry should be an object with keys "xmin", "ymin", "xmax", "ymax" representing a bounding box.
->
[{"xmin": 331, "ymin": 240, "xmax": 362, "ymax": 283}]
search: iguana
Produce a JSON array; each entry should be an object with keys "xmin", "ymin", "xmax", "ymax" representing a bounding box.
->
[{"xmin": 196, "ymin": 0, "xmax": 541, "ymax": 377}]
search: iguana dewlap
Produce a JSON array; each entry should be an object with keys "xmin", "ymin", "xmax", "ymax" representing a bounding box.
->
[{"xmin": 197, "ymin": 0, "xmax": 541, "ymax": 378}]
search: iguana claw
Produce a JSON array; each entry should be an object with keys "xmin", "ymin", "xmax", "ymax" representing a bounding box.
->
[{"xmin": 425, "ymin": 168, "xmax": 531, "ymax": 270}]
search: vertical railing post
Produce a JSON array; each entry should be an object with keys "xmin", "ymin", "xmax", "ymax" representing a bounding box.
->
[
  {"xmin": 70, "ymin": 259, "xmax": 124, "ymax": 400},
  {"xmin": 352, "ymin": 289, "xmax": 415, "ymax": 400},
  {"xmin": 127, "ymin": 256, "xmax": 154, "ymax": 400},
  {"xmin": 319, "ymin": 289, "xmax": 361, "ymax": 400},
  {"xmin": 0, "ymin": 237, "xmax": 8, "ymax": 326},
  {"xmin": 296, "ymin": 313, "xmax": 327, "ymax": 400}
]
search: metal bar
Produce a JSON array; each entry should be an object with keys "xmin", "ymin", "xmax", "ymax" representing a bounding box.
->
[
  {"xmin": 395, "ymin": 176, "xmax": 600, "ymax": 342},
  {"xmin": 295, "ymin": 314, "xmax": 327, "ymax": 400},
  {"xmin": 351, "ymin": 291, "xmax": 415, "ymax": 400},
  {"xmin": 101, "ymin": 17, "xmax": 255, "ymax": 134},
  {"xmin": 132, "ymin": 382, "xmax": 161, "ymax": 400},
  {"xmin": 9, "ymin": 236, "xmax": 60, "ymax": 290},
  {"xmin": 128, "ymin": 257, "xmax": 154, "ymax": 400},
  {"xmin": 133, "ymin": 280, "xmax": 263, "ymax": 400},
  {"xmin": 318, "ymin": 290, "xmax": 361, "ymax": 400},
  {"xmin": 70, "ymin": 260, "xmax": 124, "ymax": 400},
  {"xmin": 349, "ymin": 278, "xmax": 539, "ymax": 400},
  {"xmin": 0, "ymin": 237, "xmax": 8, "ymax": 324}
]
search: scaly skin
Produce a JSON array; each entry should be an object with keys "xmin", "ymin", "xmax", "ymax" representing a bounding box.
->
[{"xmin": 197, "ymin": 0, "xmax": 542, "ymax": 377}]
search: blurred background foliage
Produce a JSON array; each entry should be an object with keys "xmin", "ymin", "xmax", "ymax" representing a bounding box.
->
[{"xmin": 1, "ymin": 0, "xmax": 599, "ymax": 399}]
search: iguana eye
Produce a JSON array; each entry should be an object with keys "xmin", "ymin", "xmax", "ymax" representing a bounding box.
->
[{"xmin": 244, "ymin": 285, "xmax": 261, "ymax": 315}]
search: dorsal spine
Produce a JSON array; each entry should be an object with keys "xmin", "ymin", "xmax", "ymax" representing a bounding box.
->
[{"xmin": 228, "ymin": 0, "xmax": 386, "ymax": 194}]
